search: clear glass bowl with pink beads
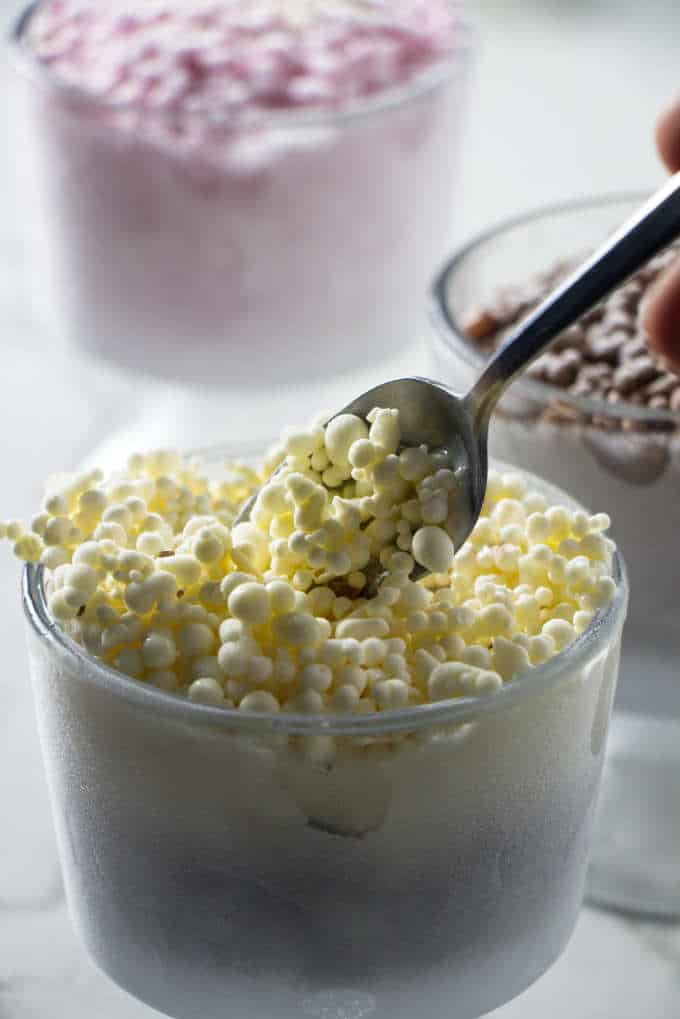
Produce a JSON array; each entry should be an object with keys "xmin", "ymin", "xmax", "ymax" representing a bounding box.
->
[
  {"xmin": 428, "ymin": 192, "xmax": 680, "ymax": 919},
  {"xmin": 10, "ymin": 0, "xmax": 470, "ymax": 388},
  {"xmin": 22, "ymin": 449, "xmax": 627, "ymax": 1019}
]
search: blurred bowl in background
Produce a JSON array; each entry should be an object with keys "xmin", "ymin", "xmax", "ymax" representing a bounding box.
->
[
  {"xmin": 10, "ymin": 1, "xmax": 471, "ymax": 388},
  {"xmin": 429, "ymin": 193, "xmax": 680, "ymax": 918}
]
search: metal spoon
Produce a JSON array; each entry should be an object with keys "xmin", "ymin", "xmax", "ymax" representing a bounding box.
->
[{"xmin": 240, "ymin": 173, "xmax": 680, "ymax": 590}]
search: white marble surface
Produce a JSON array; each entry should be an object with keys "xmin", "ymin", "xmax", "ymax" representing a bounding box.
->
[{"xmin": 2, "ymin": 1, "xmax": 680, "ymax": 1016}]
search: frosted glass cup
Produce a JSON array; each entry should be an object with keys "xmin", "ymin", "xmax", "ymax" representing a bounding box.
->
[
  {"xmin": 10, "ymin": 2, "xmax": 469, "ymax": 387},
  {"xmin": 23, "ymin": 461, "xmax": 627, "ymax": 1019},
  {"xmin": 429, "ymin": 193, "xmax": 680, "ymax": 917}
]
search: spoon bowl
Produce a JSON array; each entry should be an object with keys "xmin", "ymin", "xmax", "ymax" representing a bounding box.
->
[
  {"xmin": 235, "ymin": 377, "xmax": 488, "ymax": 591},
  {"xmin": 336, "ymin": 377, "xmax": 487, "ymax": 581}
]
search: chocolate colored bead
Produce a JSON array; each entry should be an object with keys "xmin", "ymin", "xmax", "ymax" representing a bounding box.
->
[
  {"xmin": 607, "ymin": 289, "xmax": 634, "ymax": 315},
  {"xmin": 583, "ymin": 333, "xmax": 622, "ymax": 363},
  {"xmin": 545, "ymin": 350, "xmax": 581, "ymax": 387},
  {"xmin": 569, "ymin": 379, "xmax": 595, "ymax": 398},
  {"xmin": 580, "ymin": 363, "xmax": 612, "ymax": 385},
  {"xmin": 613, "ymin": 356, "xmax": 660, "ymax": 396},
  {"xmin": 620, "ymin": 337, "xmax": 649, "ymax": 362},
  {"xmin": 602, "ymin": 310, "xmax": 635, "ymax": 337},
  {"xmin": 581, "ymin": 305, "xmax": 606, "ymax": 327},
  {"xmin": 644, "ymin": 375, "xmax": 677, "ymax": 398},
  {"xmin": 620, "ymin": 278, "xmax": 644, "ymax": 303},
  {"xmin": 551, "ymin": 324, "xmax": 585, "ymax": 353},
  {"xmin": 463, "ymin": 307, "xmax": 500, "ymax": 341}
]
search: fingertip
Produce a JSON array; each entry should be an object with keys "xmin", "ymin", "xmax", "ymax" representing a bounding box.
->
[
  {"xmin": 656, "ymin": 96, "xmax": 680, "ymax": 172},
  {"xmin": 641, "ymin": 261, "xmax": 680, "ymax": 370}
]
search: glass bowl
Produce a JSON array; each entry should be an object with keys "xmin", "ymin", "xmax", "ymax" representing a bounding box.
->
[
  {"xmin": 429, "ymin": 192, "xmax": 680, "ymax": 917},
  {"xmin": 9, "ymin": 1, "xmax": 470, "ymax": 387},
  {"xmin": 23, "ymin": 450, "xmax": 627, "ymax": 1019}
]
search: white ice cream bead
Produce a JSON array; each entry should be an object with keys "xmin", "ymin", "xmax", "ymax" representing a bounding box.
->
[
  {"xmin": 239, "ymin": 690, "xmax": 280, "ymax": 713},
  {"xmin": 412, "ymin": 526, "xmax": 455, "ymax": 574},
  {"xmin": 325, "ymin": 415, "xmax": 369, "ymax": 468},
  {"xmin": 228, "ymin": 582, "xmax": 271, "ymax": 625},
  {"xmin": 188, "ymin": 678, "xmax": 225, "ymax": 705}
]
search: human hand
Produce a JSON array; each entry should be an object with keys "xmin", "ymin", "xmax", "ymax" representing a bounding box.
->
[{"xmin": 642, "ymin": 98, "xmax": 680, "ymax": 371}]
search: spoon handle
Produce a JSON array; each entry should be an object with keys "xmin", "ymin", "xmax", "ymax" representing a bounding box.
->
[{"xmin": 467, "ymin": 171, "xmax": 680, "ymax": 424}]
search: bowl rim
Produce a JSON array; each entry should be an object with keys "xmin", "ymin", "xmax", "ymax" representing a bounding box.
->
[
  {"xmin": 9, "ymin": 0, "xmax": 471, "ymax": 129},
  {"xmin": 429, "ymin": 189, "xmax": 680, "ymax": 427},
  {"xmin": 22, "ymin": 457, "xmax": 629, "ymax": 738}
]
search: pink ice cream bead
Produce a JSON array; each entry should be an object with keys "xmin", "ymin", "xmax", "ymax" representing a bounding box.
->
[{"xmin": 28, "ymin": 0, "xmax": 460, "ymax": 116}]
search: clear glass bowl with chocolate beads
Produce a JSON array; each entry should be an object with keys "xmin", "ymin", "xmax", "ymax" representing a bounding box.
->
[{"xmin": 429, "ymin": 193, "xmax": 680, "ymax": 918}]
